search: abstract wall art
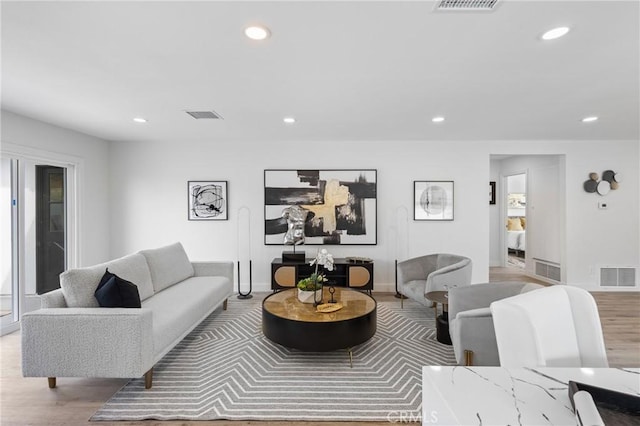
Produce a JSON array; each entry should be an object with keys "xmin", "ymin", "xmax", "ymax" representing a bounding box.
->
[
  {"xmin": 264, "ymin": 169, "xmax": 377, "ymax": 245},
  {"xmin": 188, "ymin": 181, "xmax": 228, "ymax": 220},
  {"xmin": 414, "ymin": 181, "xmax": 454, "ymax": 221},
  {"xmin": 583, "ymin": 170, "xmax": 622, "ymax": 195}
]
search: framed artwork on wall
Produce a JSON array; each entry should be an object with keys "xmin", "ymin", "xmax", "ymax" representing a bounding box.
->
[
  {"xmin": 188, "ymin": 180, "xmax": 228, "ymax": 220},
  {"xmin": 264, "ymin": 169, "xmax": 377, "ymax": 245},
  {"xmin": 490, "ymin": 181, "xmax": 496, "ymax": 205},
  {"xmin": 414, "ymin": 180, "xmax": 454, "ymax": 221}
]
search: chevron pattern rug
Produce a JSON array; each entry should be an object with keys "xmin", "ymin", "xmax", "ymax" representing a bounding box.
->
[{"xmin": 92, "ymin": 294, "xmax": 456, "ymax": 422}]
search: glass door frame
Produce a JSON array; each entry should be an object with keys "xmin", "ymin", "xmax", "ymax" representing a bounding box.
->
[
  {"xmin": 1, "ymin": 143, "xmax": 80, "ymax": 336},
  {"xmin": 1, "ymin": 157, "xmax": 20, "ymax": 334}
]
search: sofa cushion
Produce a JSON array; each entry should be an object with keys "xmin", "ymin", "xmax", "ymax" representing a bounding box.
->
[
  {"xmin": 95, "ymin": 269, "xmax": 141, "ymax": 308},
  {"xmin": 142, "ymin": 276, "xmax": 232, "ymax": 357},
  {"xmin": 139, "ymin": 242, "xmax": 195, "ymax": 293},
  {"xmin": 60, "ymin": 253, "xmax": 154, "ymax": 307}
]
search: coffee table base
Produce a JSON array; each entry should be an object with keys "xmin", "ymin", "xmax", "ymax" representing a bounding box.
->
[{"xmin": 262, "ymin": 310, "xmax": 377, "ymax": 352}]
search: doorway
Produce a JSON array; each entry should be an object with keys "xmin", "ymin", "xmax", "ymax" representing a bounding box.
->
[
  {"xmin": 505, "ymin": 173, "xmax": 526, "ymax": 270},
  {"xmin": 489, "ymin": 154, "xmax": 565, "ymax": 284}
]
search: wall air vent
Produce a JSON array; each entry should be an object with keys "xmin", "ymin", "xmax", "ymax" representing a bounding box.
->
[
  {"xmin": 534, "ymin": 258, "xmax": 561, "ymax": 282},
  {"xmin": 185, "ymin": 110, "xmax": 223, "ymax": 120},
  {"xmin": 436, "ymin": 0, "xmax": 499, "ymax": 11},
  {"xmin": 599, "ymin": 267, "xmax": 637, "ymax": 287}
]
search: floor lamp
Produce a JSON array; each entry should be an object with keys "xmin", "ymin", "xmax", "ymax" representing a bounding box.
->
[
  {"xmin": 394, "ymin": 205, "xmax": 409, "ymax": 299},
  {"xmin": 237, "ymin": 206, "xmax": 253, "ymax": 299}
]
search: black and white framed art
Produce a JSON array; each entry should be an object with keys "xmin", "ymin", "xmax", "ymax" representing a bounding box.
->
[
  {"xmin": 188, "ymin": 181, "xmax": 228, "ymax": 220},
  {"xmin": 264, "ymin": 169, "xmax": 377, "ymax": 245},
  {"xmin": 414, "ymin": 180, "xmax": 454, "ymax": 221}
]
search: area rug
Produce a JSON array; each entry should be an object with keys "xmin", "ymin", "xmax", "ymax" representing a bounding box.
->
[{"xmin": 91, "ymin": 295, "xmax": 456, "ymax": 422}]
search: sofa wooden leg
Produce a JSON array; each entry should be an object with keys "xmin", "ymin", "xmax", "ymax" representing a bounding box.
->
[
  {"xmin": 223, "ymin": 299, "xmax": 228, "ymax": 310},
  {"xmin": 144, "ymin": 368, "xmax": 153, "ymax": 389},
  {"xmin": 464, "ymin": 350, "xmax": 474, "ymax": 366},
  {"xmin": 48, "ymin": 377, "xmax": 56, "ymax": 389}
]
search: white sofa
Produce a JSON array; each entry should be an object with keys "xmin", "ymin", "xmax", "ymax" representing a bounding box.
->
[{"xmin": 21, "ymin": 242, "xmax": 233, "ymax": 389}]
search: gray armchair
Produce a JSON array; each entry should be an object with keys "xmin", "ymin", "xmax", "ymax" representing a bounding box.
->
[
  {"xmin": 397, "ymin": 253, "xmax": 472, "ymax": 307},
  {"xmin": 448, "ymin": 282, "xmax": 543, "ymax": 366}
]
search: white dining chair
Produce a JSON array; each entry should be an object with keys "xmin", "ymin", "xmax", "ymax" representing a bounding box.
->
[{"xmin": 490, "ymin": 285, "xmax": 609, "ymax": 368}]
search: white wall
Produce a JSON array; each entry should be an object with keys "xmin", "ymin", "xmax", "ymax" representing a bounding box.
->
[
  {"xmin": 0, "ymin": 110, "xmax": 111, "ymax": 267},
  {"xmin": 565, "ymin": 141, "xmax": 640, "ymax": 289},
  {"xmin": 507, "ymin": 174, "xmax": 526, "ymax": 194},
  {"xmin": 110, "ymin": 138, "xmax": 639, "ymax": 292},
  {"xmin": 4, "ymin": 111, "xmax": 638, "ymax": 292},
  {"xmin": 109, "ymin": 140, "xmax": 490, "ymax": 291}
]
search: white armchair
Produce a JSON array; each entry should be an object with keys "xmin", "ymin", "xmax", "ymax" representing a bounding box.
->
[
  {"xmin": 397, "ymin": 253, "xmax": 472, "ymax": 307},
  {"xmin": 490, "ymin": 285, "xmax": 609, "ymax": 368},
  {"xmin": 448, "ymin": 282, "xmax": 543, "ymax": 366}
]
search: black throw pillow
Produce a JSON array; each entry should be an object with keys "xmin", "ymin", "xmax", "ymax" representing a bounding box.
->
[{"xmin": 95, "ymin": 268, "xmax": 141, "ymax": 308}]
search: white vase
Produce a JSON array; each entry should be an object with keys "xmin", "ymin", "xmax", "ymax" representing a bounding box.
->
[{"xmin": 297, "ymin": 288, "xmax": 322, "ymax": 304}]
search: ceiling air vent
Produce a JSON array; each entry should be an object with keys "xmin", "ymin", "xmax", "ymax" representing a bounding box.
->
[
  {"xmin": 436, "ymin": 0, "xmax": 499, "ymax": 11},
  {"xmin": 185, "ymin": 110, "xmax": 223, "ymax": 120}
]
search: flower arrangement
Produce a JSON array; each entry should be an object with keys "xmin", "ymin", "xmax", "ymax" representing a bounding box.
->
[{"xmin": 297, "ymin": 249, "xmax": 335, "ymax": 292}]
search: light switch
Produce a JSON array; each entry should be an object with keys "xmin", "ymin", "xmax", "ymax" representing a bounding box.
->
[{"xmin": 598, "ymin": 202, "xmax": 608, "ymax": 209}]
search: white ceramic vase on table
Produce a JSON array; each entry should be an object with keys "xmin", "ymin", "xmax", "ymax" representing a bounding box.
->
[{"xmin": 297, "ymin": 288, "xmax": 322, "ymax": 304}]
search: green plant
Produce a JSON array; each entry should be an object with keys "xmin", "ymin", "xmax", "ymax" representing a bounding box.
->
[{"xmin": 297, "ymin": 273, "xmax": 327, "ymax": 291}]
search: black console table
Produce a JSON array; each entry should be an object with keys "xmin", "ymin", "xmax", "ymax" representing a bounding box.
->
[{"xmin": 271, "ymin": 258, "xmax": 374, "ymax": 292}]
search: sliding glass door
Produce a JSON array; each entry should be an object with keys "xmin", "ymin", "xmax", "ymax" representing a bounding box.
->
[
  {"xmin": 35, "ymin": 166, "xmax": 66, "ymax": 294},
  {"xmin": 1, "ymin": 152, "xmax": 73, "ymax": 336}
]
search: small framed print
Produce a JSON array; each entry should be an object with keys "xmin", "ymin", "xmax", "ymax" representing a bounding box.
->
[
  {"xmin": 414, "ymin": 181, "xmax": 454, "ymax": 221},
  {"xmin": 490, "ymin": 181, "xmax": 496, "ymax": 205},
  {"xmin": 188, "ymin": 181, "xmax": 228, "ymax": 220}
]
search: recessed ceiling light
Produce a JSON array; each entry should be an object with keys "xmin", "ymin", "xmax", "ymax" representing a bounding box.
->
[
  {"xmin": 283, "ymin": 117, "xmax": 296, "ymax": 124},
  {"xmin": 432, "ymin": 116, "xmax": 445, "ymax": 123},
  {"xmin": 582, "ymin": 116, "xmax": 598, "ymax": 123},
  {"xmin": 133, "ymin": 117, "xmax": 147, "ymax": 123},
  {"xmin": 542, "ymin": 26, "xmax": 570, "ymax": 41},
  {"xmin": 245, "ymin": 25, "xmax": 270, "ymax": 40}
]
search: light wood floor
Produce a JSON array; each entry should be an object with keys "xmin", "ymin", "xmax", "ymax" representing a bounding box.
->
[{"xmin": 1, "ymin": 267, "xmax": 638, "ymax": 426}]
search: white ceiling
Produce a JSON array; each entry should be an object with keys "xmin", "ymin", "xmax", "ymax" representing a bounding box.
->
[{"xmin": 2, "ymin": 1, "xmax": 639, "ymax": 144}]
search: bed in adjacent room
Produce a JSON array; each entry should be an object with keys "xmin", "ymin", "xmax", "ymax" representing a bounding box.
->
[{"xmin": 507, "ymin": 217, "xmax": 526, "ymax": 255}]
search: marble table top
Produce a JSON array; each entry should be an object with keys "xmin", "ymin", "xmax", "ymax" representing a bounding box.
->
[{"xmin": 422, "ymin": 366, "xmax": 639, "ymax": 425}]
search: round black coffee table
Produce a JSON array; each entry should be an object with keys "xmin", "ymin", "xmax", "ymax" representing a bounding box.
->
[{"xmin": 262, "ymin": 287, "xmax": 377, "ymax": 363}]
